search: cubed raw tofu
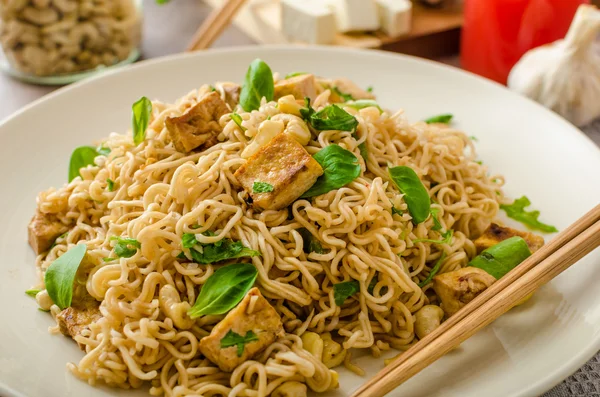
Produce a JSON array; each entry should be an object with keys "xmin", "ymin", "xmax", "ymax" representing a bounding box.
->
[
  {"xmin": 474, "ymin": 223, "xmax": 544, "ymax": 254},
  {"xmin": 233, "ymin": 133, "xmax": 323, "ymax": 211},
  {"xmin": 281, "ymin": 0, "xmax": 336, "ymax": 45},
  {"xmin": 325, "ymin": 77, "xmax": 375, "ymax": 102},
  {"xmin": 433, "ymin": 267, "xmax": 496, "ymax": 317},
  {"xmin": 56, "ymin": 297, "xmax": 102, "ymax": 350},
  {"xmin": 215, "ymin": 81, "xmax": 241, "ymax": 110},
  {"xmin": 198, "ymin": 288, "xmax": 284, "ymax": 372},
  {"xmin": 28, "ymin": 211, "xmax": 70, "ymax": 255},
  {"xmin": 165, "ymin": 91, "xmax": 229, "ymax": 153},
  {"xmin": 329, "ymin": 0, "xmax": 380, "ymax": 33},
  {"xmin": 274, "ymin": 74, "xmax": 318, "ymax": 101},
  {"xmin": 376, "ymin": 0, "xmax": 412, "ymax": 38}
]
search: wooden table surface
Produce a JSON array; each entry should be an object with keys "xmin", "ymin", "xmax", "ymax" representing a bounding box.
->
[{"xmin": 1, "ymin": 2, "xmax": 599, "ymax": 397}]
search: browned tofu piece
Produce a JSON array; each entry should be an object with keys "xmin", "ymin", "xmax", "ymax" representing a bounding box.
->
[
  {"xmin": 56, "ymin": 298, "xmax": 102, "ymax": 350},
  {"xmin": 274, "ymin": 74, "xmax": 318, "ymax": 101},
  {"xmin": 233, "ymin": 133, "xmax": 323, "ymax": 211},
  {"xmin": 327, "ymin": 77, "xmax": 375, "ymax": 103},
  {"xmin": 199, "ymin": 288, "xmax": 284, "ymax": 372},
  {"xmin": 165, "ymin": 91, "xmax": 229, "ymax": 153},
  {"xmin": 28, "ymin": 211, "xmax": 70, "ymax": 255},
  {"xmin": 215, "ymin": 82, "xmax": 241, "ymax": 109},
  {"xmin": 474, "ymin": 223, "xmax": 544, "ymax": 254},
  {"xmin": 433, "ymin": 267, "xmax": 496, "ymax": 317}
]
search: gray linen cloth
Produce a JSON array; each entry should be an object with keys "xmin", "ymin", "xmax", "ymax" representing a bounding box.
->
[{"xmin": 542, "ymin": 119, "xmax": 600, "ymax": 397}]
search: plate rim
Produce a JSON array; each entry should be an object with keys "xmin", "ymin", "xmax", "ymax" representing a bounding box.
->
[{"xmin": 1, "ymin": 44, "xmax": 598, "ymax": 397}]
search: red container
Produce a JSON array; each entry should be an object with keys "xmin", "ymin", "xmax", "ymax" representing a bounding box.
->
[{"xmin": 461, "ymin": 0, "xmax": 590, "ymax": 84}]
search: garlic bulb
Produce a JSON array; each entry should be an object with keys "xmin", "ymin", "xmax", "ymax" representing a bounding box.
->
[{"xmin": 508, "ymin": 5, "xmax": 600, "ymax": 127}]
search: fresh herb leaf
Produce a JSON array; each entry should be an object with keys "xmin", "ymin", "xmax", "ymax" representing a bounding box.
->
[
  {"xmin": 309, "ymin": 105, "xmax": 358, "ymax": 132},
  {"xmin": 209, "ymin": 85, "xmax": 216, "ymax": 92},
  {"xmin": 352, "ymin": 132, "xmax": 369, "ymax": 162},
  {"xmin": 50, "ymin": 232, "xmax": 68, "ymax": 250},
  {"xmin": 253, "ymin": 181, "xmax": 274, "ymax": 193},
  {"xmin": 240, "ymin": 59, "xmax": 274, "ymax": 112},
  {"xmin": 285, "ymin": 72, "xmax": 307, "ymax": 79},
  {"xmin": 231, "ymin": 113, "xmax": 247, "ymax": 132},
  {"xmin": 470, "ymin": 236, "xmax": 531, "ymax": 279},
  {"xmin": 132, "ymin": 96, "xmax": 152, "ymax": 145},
  {"xmin": 430, "ymin": 208, "xmax": 442, "ymax": 231},
  {"xmin": 418, "ymin": 252, "xmax": 447, "ymax": 287},
  {"xmin": 187, "ymin": 237, "xmax": 260, "ymax": 264},
  {"xmin": 301, "ymin": 145, "xmax": 361, "ymax": 198},
  {"xmin": 220, "ymin": 329, "xmax": 259, "ymax": 357},
  {"xmin": 344, "ymin": 99, "xmax": 382, "ymax": 112},
  {"xmin": 366, "ymin": 86, "xmax": 373, "ymax": 93},
  {"xmin": 182, "ymin": 233, "xmax": 198, "ymax": 249},
  {"xmin": 44, "ymin": 244, "xmax": 87, "ymax": 310},
  {"xmin": 388, "ymin": 166, "xmax": 430, "ymax": 224},
  {"xmin": 96, "ymin": 146, "xmax": 111, "ymax": 156},
  {"xmin": 110, "ymin": 236, "xmax": 140, "ymax": 258},
  {"xmin": 367, "ymin": 276, "xmax": 378, "ymax": 294},
  {"xmin": 332, "ymin": 86, "xmax": 354, "ymax": 102},
  {"xmin": 155, "ymin": 0, "xmax": 170, "ymax": 4},
  {"xmin": 392, "ymin": 206, "xmax": 403, "ymax": 216},
  {"xmin": 413, "ymin": 230, "xmax": 453, "ymax": 245},
  {"xmin": 106, "ymin": 178, "xmax": 115, "ymax": 192},
  {"xmin": 500, "ymin": 196, "xmax": 558, "ymax": 233},
  {"xmin": 300, "ymin": 97, "xmax": 316, "ymax": 121},
  {"xmin": 469, "ymin": 136, "xmax": 478, "ymax": 142},
  {"xmin": 424, "ymin": 114, "xmax": 453, "ymax": 124},
  {"xmin": 25, "ymin": 288, "xmax": 41, "ymax": 297},
  {"xmin": 333, "ymin": 280, "xmax": 360, "ymax": 306},
  {"xmin": 188, "ymin": 263, "xmax": 258, "ymax": 318},
  {"xmin": 103, "ymin": 257, "xmax": 116, "ymax": 262},
  {"xmin": 68, "ymin": 146, "xmax": 99, "ymax": 182},
  {"xmin": 299, "ymin": 228, "xmax": 324, "ymax": 254}
]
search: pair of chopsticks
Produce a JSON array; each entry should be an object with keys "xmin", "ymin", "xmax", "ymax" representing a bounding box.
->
[
  {"xmin": 187, "ymin": 0, "xmax": 248, "ymax": 52},
  {"xmin": 352, "ymin": 203, "xmax": 600, "ymax": 397}
]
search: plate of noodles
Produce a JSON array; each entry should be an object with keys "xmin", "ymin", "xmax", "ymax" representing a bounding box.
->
[{"xmin": 1, "ymin": 46, "xmax": 600, "ymax": 397}]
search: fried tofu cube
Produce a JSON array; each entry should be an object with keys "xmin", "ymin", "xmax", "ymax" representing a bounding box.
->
[
  {"xmin": 56, "ymin": 298, "xmax": 102, "ymax": 350},
  {"xmin": 165, "ymin": 91, "xmax": 229, "ymax": 153},
  {"xmin": 327, "ymin": 77, "xmax": 375, "ymax": 103},
  {"xmin": 233, "ymin": 133, "xmax": 323, "ymax": 211},
  {"xmin": 28, "ymin": 211, "xmax": 70, "ymax": 255},
  {"xmin": 433, "ymin": 267, "xmax": 496, "ymax": 317},
  {"xmin": 274, "ymin": 74, "xmax": 318, "ymax": 101},
  {"xmin": 474, "ymin": 223, "xmax": 544, "ymax": 254},
  {"xmin": 215, "ymin": 82, "xmax": 241, "ymax": 109},
  {"xmin": 198, "ymin": 288, "xmax": 284, "ymax": 372}
]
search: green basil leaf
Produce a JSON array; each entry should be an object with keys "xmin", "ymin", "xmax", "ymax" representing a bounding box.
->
[
  {"xmin": 44, "ymin": 244, "xmax": 87, "ymax": 310},
  {"xmin": 96, "ymin": 146, "xmax": 111, "ymax": 156},
  {"xmin": 182, "ymin": 233, "xmax": 198, "ymax": 249},
  {"xmin": 391, "ymin": 205, "xmax": 403, "ymax": 216},
  {"xmin": 285, "ymin": 72, "xmax": 307, "ymax": 79},
  {"xmin": 253, "ymin": 181, "xmax": 274, "ymax": 193},
  {"xmin": 430, "ymin": 208, "xmax": 442, "ymax": 231},
  {"xmin": 187, "ymin": 238, "xmax": 260, "ymax": 265},
  {"xmin": 366, "ymin": 86, "xmax": 373, "ymax": 93},
  {"xmin": 332, "ymin": 86, "xmax": 354, "ymax": 102},
  {"xmin": 388, "ymin": 166, "xmax": 431, "ymax": 224},
  {"xmin": 301, "ymin": 145, "xmax": 360, "ymax": 198},
  {"xmin": 333, "ymin": 280, "xmax": 360, "ymax": 306},
  {"xmin": 424, "ymin": 114, "xmax": 453, "ymax": 124},
  {"xmin": 69, "ymin": 146, "xmax": 99, "ymax": 182},
  {"xmin": 240, "ymin": 59, "xmax": 274, "ymax": 112},
  {"xmin": 300, "ymin": 97, "xmax": 316, "ymax": 122},
  {"xmin": 418, "ymin": 251, "xmax": 447, "ymax": 287},
  {"xmin": 500, "ymin": 196, "xmax": 558, "ymax": 233},
  {"xmin": 310, "ymin": 105, "xmax": 358, "ymax": 132},
  {"xmin": 299, "ymin": 228, "xmax": 324, "ymax": 254},
  {"xmin": 132, "ymin": 96, "xmax": 152, "ymax": 145},
  {"xmin": 25, "ymin": 288, "xmax": 41, "ymax": 297},
  {"xmin": 106, "ymin": 178, "xmax": 115, "ymax": 192},
  {"xmin": 470, "ymin": 236, "xmax": 532, "ymax": 279},
  {"xmin": 220, "ymin": 329, "xmax": 259, "ymax": 357},
  {"xmin": 344, "ymin": 100, "xmax": 382, "ymax": 112},
  {"xmin": 50, "ymin": 232, "xmax": 68, "ymax": 250},
  {"xmin": 210, "ymin": 85, "xmax": 216, "ymax": 92},
  {"xmin": 231, "ymin": 113, "xmax": 247, "ymax": 132},
  {"xmin": 413, "ymin": 230, "xmax": 453, "ymax": 245},
  {"xmin": 188, "ymin": 263, "xmax": 258, "ymax": 318},
  {"xmin": 110, "ymin": 236, "xmax": 140, "ymax": 258}
]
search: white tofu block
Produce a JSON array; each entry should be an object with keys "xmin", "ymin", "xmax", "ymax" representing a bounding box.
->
[
  {"xmin": 281, "ymin": 0, "xmax": 337, "ymax": 45},
  {"xmin": 376, "ymin": 0, "xmax": 412, "ymax": 38},
  {"xmin": 329, "ymin": 0, "xmax": 380, "ymax": 33}
]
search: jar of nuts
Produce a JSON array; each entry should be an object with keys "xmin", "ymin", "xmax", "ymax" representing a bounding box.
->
[{"xmin": 0, "ymin": 0, "xmax": 142, "ymax": 84}]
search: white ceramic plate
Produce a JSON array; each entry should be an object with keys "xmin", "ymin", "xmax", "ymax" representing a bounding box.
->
[{"xmin": 1, "ymin": 46, "xmax": 599, "ymax": 397}]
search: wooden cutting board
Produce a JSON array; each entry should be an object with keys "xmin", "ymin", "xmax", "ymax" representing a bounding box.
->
[{"xmin": 202, "ymin": 0, "xmax": 464, "ymax": 58}]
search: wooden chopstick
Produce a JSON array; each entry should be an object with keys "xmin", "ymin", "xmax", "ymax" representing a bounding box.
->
[
  {"xmin": 352, "ymin": 204, "xmax": 600, "ymax": 397},
  {"xmin": 186, "ymin": 0, "xmax": 248, "ymax": 52}
]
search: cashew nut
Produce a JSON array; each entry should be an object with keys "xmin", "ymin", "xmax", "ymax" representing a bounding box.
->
[
  {"xmin": 32, "ymin": 0, "xmax": 51, "ymax": 8},
  {"xmin": 21, "ymin": 6, "xmax": 59, "ymax": 26},
  {"xmin": 241, "ymin": 119, "xmax": 285, "ymax": 159},
  {"xmin": 159, "ymin": 285, "xmax": 195, "ymax": 329},
  {"xmin": 414, "ymin": 305, "xmax": 444, "ymax": 340},
  {"xmin": 69, "ymin": 22, "xmax": 100, "ymax": 47},
  {"xmin": 52, "ymin": 0, "xmax": 77, "ymax": 14},
  {"xmin": 270, "ymin": 113, "xmax": 311, "ymax": 145},
  {"xmin": 321, "ymin": 333, "xmax": 347, "ymax": 368},
  {"xmin": 277, "ymin": 94, "xmax": 304, "ymax": 117},
  {"xmin": 301, "ymin": 332, "xmax": 324, "ymax": 361},
  {"xmin": 36, "ymin": 289, "xmax": 53, "ymax": 311}
]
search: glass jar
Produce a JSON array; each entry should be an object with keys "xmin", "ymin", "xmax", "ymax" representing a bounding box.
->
[{"xmin": 0, "ymin": 0, "xmax": 142, "ymax": 85}]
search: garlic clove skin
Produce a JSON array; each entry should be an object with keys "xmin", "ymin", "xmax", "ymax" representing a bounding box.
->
[{"xmin": 508, "ymin": 5, "xmax": 600, "ymax": 127}]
